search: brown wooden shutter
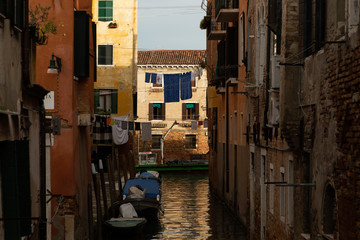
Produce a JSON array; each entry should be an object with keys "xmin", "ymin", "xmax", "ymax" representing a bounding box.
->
[
  {"xmin": 182, "ymin": 103, "xmax": 186, "ymax": 120},
  {"xmin": 195, "ymin": 103, "xmax": 199, "ymax": 120},
  {"xmin": 161, "ymin": 103, "xmax": 166, "ymax": 120},
  {"xmin": 149, "ymin": 103, "xmax": 153, "ymax": 120}
]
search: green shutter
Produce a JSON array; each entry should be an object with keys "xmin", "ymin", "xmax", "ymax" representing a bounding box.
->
[
  {"xmin": 94, "ymin": 89, "xmax": 100, "ymax": 113},
  {"xmin": 98, "ymin": 0, "xmax": 113, "ymax": 21},
  {"xmin": 111, "ymin": 89, "xmax": 118, "ymax": 113}
]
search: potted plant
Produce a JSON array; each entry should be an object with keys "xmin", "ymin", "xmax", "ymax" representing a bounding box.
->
[
  {"xmin": 29, "ymin": 4, "xmax": 57, "ymax": 45},
  {"xmin": 108, "ymin": 22, "xmax": 117, "ymax": 28},
  {"xmin": 200, "ymin": 15, "xmax": 211, "ymax": 30}
]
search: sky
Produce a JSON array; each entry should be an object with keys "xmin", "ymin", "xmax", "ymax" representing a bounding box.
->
[{"xmin": 138, "ymin": 0, "xmax": 206, "ymax": 50}]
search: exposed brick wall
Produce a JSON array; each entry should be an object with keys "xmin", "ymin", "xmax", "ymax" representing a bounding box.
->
[
  {"xmin": 134, "ymin": 129, "xmax": 209, "ymax": 164},
  {"xmin": 322, "ymin": 41, "xmax": 360, "ymax": 240}
]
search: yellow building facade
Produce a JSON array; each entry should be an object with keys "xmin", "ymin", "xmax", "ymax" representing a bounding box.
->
[{"xmin": 92, "ymin": 0, "xmax": 138, "ymax": 117}]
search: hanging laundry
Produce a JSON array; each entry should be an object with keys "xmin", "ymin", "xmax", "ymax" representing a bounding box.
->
[
  {"xmin": 151, "ymin": 73, "xmax": 157, "ymax": 83},
  {"xmin": 164, "ymin": 73, "xmax": 180, "ymax": 103},
  {"xmin": 145, "ymin": 73, "xmax": 151, "ymax": 83},
  {"xmin": 112, "ymin": 116, "xmax": 129, "ymax": 145},
  {"xmin": 191, "ymin": 71, "xmax": 196, "ymax": 82},
  {"xmin": 181, "ymin": 72, "xmax": 192, "ymax": 100},
  {"xmin": 121, "ymin": 120, "xmax": 128, "ymax": 130},
  {"xmin": 128, "ymin": 121, "xmax": 134, "ymax": 130},
  {"xmin": 191, "ymin": 120, "xmax": 197, "ymax": 130},
  {"xmin": 93, "ymin": 116, "xmax": 112, "ymax": 144},
  {"xmin": 204, "ymin": 119, "xmax": 208, "ymax": 128},
  {"xmin": 156, "ymin": 73, "xmax": 163, "ymax": 85},
  {"xmin": 142, "ymin": 122, "xmax": 152, "ymax": 141}
]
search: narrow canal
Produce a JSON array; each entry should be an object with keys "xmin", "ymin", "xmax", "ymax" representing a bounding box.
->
[{"xmin": 144, "ymin": 174, "xmax": 247, "ymax": 240}]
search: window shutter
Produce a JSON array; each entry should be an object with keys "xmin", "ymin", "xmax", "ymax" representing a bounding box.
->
[
  {"xmin": 14, "ymin": 0, "xmax": 24, "ymax": 29},
  {"xmin": 0, "ymin": 141, "xmax": 31, "ymax": 238},
  {"xmin": 74, "ymin": 11, "xmax": 89, "ymax": 78},
  {"xmin": 92, "ymin": 22, "xmax": 97, "ymax": 82},
  {"xmin": 17, "ymin": 141, "xmax": 31, "ymax": 236},
  {"xmin": 161, "ymin": 103, "xmax": 166, "ymax": 120},
  {"xmin": 182, "ymin": 103, "xmax": 186, "ymax": 120},
  {"xmin": 0, "ymin": 0, "xmax": 7, "ymax": 17},
  {"xmin": 195, "ymin": 103, "xmax": 199, "ymax": 120},
  {"xmin": 149, "ymin": 103, "xmax": 153, "ymax": 120},
  {"xmin": 111, "ymin": 89, "xmax": 118, "ymax": 113},
  {"xmin": 94, "ymin": 89, "xmax": 100, "ymax": 113}
]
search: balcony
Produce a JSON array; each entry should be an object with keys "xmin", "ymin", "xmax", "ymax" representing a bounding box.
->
[
  {"xmin": 215, "ymin": 0, "xmax": 239, "ymax": 23},
  {"xmin": 207, "ymin": 20, "xmax": 226, "ymax": 40}
]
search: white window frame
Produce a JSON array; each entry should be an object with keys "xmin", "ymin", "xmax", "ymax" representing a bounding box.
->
[
  {"xmin": 280, "ymin": 166, "xmax": 285, "ymax": 221},
  {"xmin": 270, "ymin": 163, "xmax": 274, "ymax": 213}
]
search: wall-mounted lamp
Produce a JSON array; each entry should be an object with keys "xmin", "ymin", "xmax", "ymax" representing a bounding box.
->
[{"xmin": 47, "ymin": 53, "xmax": 62, "ymax": 74}]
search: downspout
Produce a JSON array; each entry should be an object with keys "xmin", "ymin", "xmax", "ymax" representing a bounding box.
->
[
  {"xmin": 225, "ymin": 80, "xmax": 229, "ymax": 193},
  {"xmin": 264, "ymin": 25, "xmax": 271, "ymax": 145},
  {"xmin": 39, "ymin": 101, "xmax": 47, "ymax": 240}
]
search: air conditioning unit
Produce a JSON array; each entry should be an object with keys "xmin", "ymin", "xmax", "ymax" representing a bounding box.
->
[{"xmin": 270, "ymin": 55, "xmax": 281, "ymax": 89}]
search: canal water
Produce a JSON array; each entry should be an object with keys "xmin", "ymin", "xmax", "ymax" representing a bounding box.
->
[{"xmin": 144, "ymin": 174, "xmax": 247, "ymax": 240}]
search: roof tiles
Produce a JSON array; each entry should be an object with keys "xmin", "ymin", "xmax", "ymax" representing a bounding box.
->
[{"xmin": 138, "ymin": 50, "xmax": 205, "ymax": 65}]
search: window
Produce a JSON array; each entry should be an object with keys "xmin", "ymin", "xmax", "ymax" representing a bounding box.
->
[
  {"xmin": 348, "ymin": 0, "xmax": 359, "ymax": 36},
  {"xmin": 149, "ymin": 103, "xmax": 165, "ymax": 120},
  {"xmin": 240, "ymin": 13, "xmax": 245, "ymax": 64},
  {"xmin": 280, "ymin": 168, "xmax": 285, "ymax": 217},
  {"xmin": 288, "ymin": 160, "xmax": 294, "ymax": 225},
  {"xmin": 230, "ymin": 115, "xmax": 232, "ymax": 143},
  {"xmin": 270, "ymin": 165, "xmax": 274, "ymax": 211},
  {"xmin": 151, "ymin": 134, "xmax": 162, "ymax": 149},
  {"xmin": 303, "ymin": 0, "xmax": 313, "ymax": 57},
  {"xmin": 98, "ymin": 0, "xmax": 113, "ymax": 21},
  {"xmin": 182, "ymin": 103, "xmax": 199, "ymax": 120},
  {"xmin": 0, "ymin": 141, "xmax": 32, "ymax": 238},
  {"xmin": 315, "ymin": 0, "xmax": 327, "ymax": 50},
  {"xmin": 323, "ymin": 185, "xmax": 336, "ymax": 236},
  {"xmin": 234, "ymin": 111, "xmax": 237, "ymax": 144},
  {"xmin": 98, "ymin": 45, "xmax": 113, "ymax": 65},
  {"xmin": 94, "ymin": 89, "xmax": 118, "ymax": 113},
  {"xmin": 0, "ymin": 0, "xmax": 6, "ymax": 17},
  {"xmin": 185, "ymin": 134, "xmax": 197, "ymax": 149}
]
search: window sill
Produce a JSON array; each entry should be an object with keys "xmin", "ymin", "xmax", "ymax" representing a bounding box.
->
[
  {"xmin": 300, "ymin": 233, "xmax": 310, "ymax": 240},
  {"xmin": 150, "ymin": 88, "xmax": 163, "ymax": 92},
  {"xmin": 320, "ymin": 234, "xmax": 334, "ymax": 240}
]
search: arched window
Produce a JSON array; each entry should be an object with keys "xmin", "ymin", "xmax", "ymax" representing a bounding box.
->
[{"xmin": 323, "ymin": 185, "xmax": 336, "ymax": 236}]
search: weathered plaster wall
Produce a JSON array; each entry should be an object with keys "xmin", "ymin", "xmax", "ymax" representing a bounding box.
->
[
  {"xmin": 135, "ymin": 65, "xmax": 208, "ymax": 163},
  {"xmin": 0, "ymin": 19, "xmax": 22, "ymax": 114},
  {"xmin": 94, "ymin": 0, "xmax": 138, "ymax": 118}
]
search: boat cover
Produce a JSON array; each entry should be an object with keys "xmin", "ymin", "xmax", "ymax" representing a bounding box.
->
[
  {"xmin": 120, "ymin": 203, "xmax": 138, "ymax": 218},
  {"xmin": 124, "ymin": 179, "xmax": 160, "ymax": 198}
]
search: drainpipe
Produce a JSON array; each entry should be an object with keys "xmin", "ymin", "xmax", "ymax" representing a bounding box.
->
[
  {"xmin": 264, "ymin": 25, "xmax": 271, "ymax": 145},
  {"xmin": 225, "ymin": 79, "xmax": 230, "ymax": 193},
  {"xmin": 39, "ymin": 102, "xmax": 47, "ymax": 240}
]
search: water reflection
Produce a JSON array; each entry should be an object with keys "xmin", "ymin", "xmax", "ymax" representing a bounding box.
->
[{"xmin": 146, "ymin": 174, "xmax": 247, "ymax": 240}]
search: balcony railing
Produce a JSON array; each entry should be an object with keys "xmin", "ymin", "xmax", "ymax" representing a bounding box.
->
[
  {"xmin": 207, "ymin": 20, "xmax": 226, "ymax": 40},
  {"xmin": 215, "ymin": 0, "xmax": 239, "ymax": 22}
]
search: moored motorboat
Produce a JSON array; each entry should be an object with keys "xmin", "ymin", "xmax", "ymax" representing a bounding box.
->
[
  {"xmin": 103, "ymin": 202, "xmax": 147, "ymax": 238},
  {"xmin": 121, "ymin": 178, "xmax": 162, "ymax": 221}
]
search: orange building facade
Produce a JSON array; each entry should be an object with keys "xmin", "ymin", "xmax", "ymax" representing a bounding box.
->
[{"xmin": 29, "ymin": 0, "xmax": 95, "ymax": 238}]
